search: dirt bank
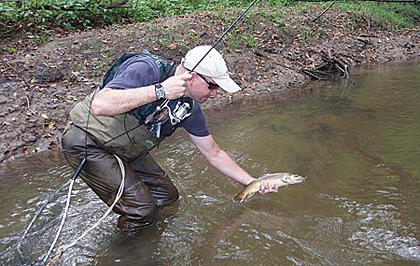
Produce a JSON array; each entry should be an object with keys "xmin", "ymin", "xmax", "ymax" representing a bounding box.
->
[{"xmin": 0, "ymin": 6, "xmax": 419, "ymax": 163}]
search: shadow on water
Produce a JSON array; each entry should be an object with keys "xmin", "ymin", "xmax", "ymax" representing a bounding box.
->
[{"xmin": 1, "ymin": 62, "xmax": 419, "ymax": 265}]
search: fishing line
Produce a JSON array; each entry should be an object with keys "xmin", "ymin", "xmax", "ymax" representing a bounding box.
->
[
  {"xmin": 41, "ymin": 166, "xmax": 78, "ymax": 265},
  {"xmin": 146, "ymin": 0, "xmax": 261, "ymax": 123},
  {"xmin": 19, "ymin": 1, "xmax": 262, "ymax": 264},
  {"xmin": 191, "ymin": 0, "xmax": 259, "ymax": 71},
  {"xmin": 45, "ymin": 154, "xmax": 126, "ymax": 266},
  {"xmin": 18, "ymin": 88, "xmax": 99, "ymax": 263},
  {"xmin": 16, "ymin": 179, "xmax": 71, "ymax": 262}
]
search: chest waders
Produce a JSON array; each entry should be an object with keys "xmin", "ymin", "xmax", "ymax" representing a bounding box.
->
[
  {"xmin": 70, "ymin": 51, "xmax": 185, "ymax": 161},
  {"xmin": 23, "ymin": 1, "xmax": 262, "ymax": 264}
]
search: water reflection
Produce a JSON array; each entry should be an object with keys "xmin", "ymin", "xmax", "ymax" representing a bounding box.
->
[{"xmin": 0, "ymin": 63, "xmax": 419, "ymax": 265}]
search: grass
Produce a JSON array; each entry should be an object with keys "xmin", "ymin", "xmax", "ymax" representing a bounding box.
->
[
  {"xmin": 297, "ymin": 1, "xmax": 419, "ymax": 29},
  {"xmin": 188, "ymin": 30, "xmax": 203, "ymax": 47},
  {"xmin": 339, "ymin": 2, "xmax": 419, "ymax": 29},
  {"xmin": 265, "ymin": 9, "xmax": 287, "ymax": 28},
  {"xmin": 0, "ymin": 0, "xmax": 418, "ymax": 40}
]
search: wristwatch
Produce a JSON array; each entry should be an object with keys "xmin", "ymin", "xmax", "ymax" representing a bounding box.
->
[{"xmin": 154, "ymin": 83, "xmax": 166, "ymax": 100}]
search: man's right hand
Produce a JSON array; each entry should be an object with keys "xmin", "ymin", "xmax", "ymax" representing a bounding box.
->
[{"xmin": 161, "ymin": 73, "xmax": 192, "ymax": 100}]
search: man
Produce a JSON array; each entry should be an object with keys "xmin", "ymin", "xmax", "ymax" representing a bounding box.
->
[{"xmin": 61, "ymin": 45, "xmax": 279, "ymax": 231}]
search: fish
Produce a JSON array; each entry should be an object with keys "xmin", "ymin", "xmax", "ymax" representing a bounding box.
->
[{"xmin": 233, "ymin": 173, "xmax": 306, "ymax": 203}]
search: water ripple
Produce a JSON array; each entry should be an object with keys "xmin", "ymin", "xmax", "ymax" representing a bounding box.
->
[{"xmin": 323, "ymin": 194, "xmax": 420, "ymax": 261}]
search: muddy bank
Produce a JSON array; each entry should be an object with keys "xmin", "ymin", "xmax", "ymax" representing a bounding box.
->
[{"xmin": 0, "ymin": 6, "xmax": 419, "ymax": 163}]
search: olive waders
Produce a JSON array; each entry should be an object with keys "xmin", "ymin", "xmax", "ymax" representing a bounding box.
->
[
  {"xmin": 61, "ymin": 123, "xmax": 179, "ymax": 231},
  {"xmin": 61, "ymin": 52, "xmax": 180, "ymax": 231}
]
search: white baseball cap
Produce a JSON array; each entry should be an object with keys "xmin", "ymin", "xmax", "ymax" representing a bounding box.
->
[{"xmin": 182, "ymin": 45, "xmax": 242, "ymax": 93}]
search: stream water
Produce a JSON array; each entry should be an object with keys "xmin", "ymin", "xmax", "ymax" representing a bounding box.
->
[{"xmin": 1, "ymin": 63, "xmax": 419, "ymax": 265}]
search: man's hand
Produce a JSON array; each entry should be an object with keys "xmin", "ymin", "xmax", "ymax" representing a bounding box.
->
[
  {"xmin": 161, "ymin": 73, "xmax": 192, "ymax": 100},
  {"xmin": 258, "ymin": 180, "xmax": 280, "ymax": 195}
]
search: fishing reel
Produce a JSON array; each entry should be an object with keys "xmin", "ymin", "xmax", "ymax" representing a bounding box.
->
[
  {"xmin": 169, "ymin": 101, "xmax": 191, "ymax": 125},
  {"xmin": 145, "ymin": 100, "xmax": 192, "ymax": 138},
  {"xmin": 145, "ymin": 100, "xmax": 191, "ymax": 126}
]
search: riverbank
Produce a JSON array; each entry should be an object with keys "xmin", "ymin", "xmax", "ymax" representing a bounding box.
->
[{"xmin": 1, "ymin": 6, "xmax": 419, "ymax": 163}]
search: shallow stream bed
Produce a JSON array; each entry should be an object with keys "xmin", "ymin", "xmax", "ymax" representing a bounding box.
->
[{"xmin": 1, "ymin": 63, "xmax": 419, "ymax": 265}]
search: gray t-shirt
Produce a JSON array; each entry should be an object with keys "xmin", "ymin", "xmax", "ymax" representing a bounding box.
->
[{"xmin": 106, "ymin": 55, "xmax": 209, "ymax": 137}]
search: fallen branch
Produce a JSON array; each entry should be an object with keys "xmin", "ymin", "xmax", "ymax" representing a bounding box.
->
[
  {"xmin": 0, "ymin": 21, "xmax": 14, "ymax": 28},
  {"xmin": 312, "ymin": 0, "xmax": 337, "ymax": 22},
  {"xmin": 301, "ymin": 69, "xmax": 322, "ymax": 80},
  {"xmin": 301, "ymin": 69, "xmax": 334, "ymax": 80},
  {"xmin": 318, "ymin": 52, "xmax": 350, "ymax": 79},
  {"xmin": 332, "ymin": 56, "xmax": 349, "ymax": 78},
  {"xmin": 309, "ymin": 69, "xmax": 334, "ymax": 78},
  {"xmin": 24, "ymin": 96, "xmax": 37, "ymax": 115},
  {"xmin": 356, "ymin": 37, "xmax": 370, "ymax": 48}
]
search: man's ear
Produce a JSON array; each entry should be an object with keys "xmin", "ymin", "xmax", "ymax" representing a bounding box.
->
[{"xmin": 188, "ymin": 72, "xmax": 197, "ymax": 85}]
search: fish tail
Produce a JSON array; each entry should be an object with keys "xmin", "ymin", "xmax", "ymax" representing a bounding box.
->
[
  {"xmin": 233, "ymin": 192, "xmax": 255, "ymax": 204},
  {"xmin": 233, "ymin": 193, "xmax": 243, "ymax": 203}
]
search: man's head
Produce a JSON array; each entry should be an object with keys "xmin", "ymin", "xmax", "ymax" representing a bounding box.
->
[{"xmin": 182, "ymin": 45, "xmax": 241, "ymax": 103}]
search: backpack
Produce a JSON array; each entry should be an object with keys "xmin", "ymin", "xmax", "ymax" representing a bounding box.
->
[{"xmin": 99, "ymin": 50, "xmax": 174, "ymax": 90}]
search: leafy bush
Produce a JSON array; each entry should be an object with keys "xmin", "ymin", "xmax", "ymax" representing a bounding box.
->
[{"xmin": 1, "ymin": 0, "xmax": 418, "ymax": 40}]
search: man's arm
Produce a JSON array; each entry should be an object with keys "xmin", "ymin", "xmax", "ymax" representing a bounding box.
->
[
  {"xmin": 188, "ymin": 134, "xmax": 255, "ymax": 186},
  {"xmin": 91, "ymin": 86, "xmax": 155, "ymax": 116},
  {"xmin": 91, "ymin": 73, "xmax": 192, "ymax": 116}
]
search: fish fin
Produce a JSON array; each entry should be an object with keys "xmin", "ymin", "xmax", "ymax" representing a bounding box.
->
[
  {"xmin": 233, "ymin": 193, "xmax": 245, "ymax": 203},
  {"xmin": 233, "ymin": 192, "xmax": 256, "ymax": 204},
  {"xmin": 243, "ymin": 192, "xmax": 256, "ymax": 203},
  {"xmin": 232, "ymin": 195, "xmax": 242, "ymax": 203}
]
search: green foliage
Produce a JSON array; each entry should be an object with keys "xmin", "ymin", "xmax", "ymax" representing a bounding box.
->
[
  {"xmin": 241, "ymin": 35, "xmax": 257, "ymax": 48},
  {"xmin": 1, "ymin": 0, "xmax": 130, "ymax": 37},
  {"xmin": 336, "ymin": 1, "xmax": 419, "ymax": 28},
  {"xmin": 1, "ymin": 0, "xmax": 418, "ymax": 40},
  {"xmin": 158, "ymin": 32, "xmax": 171, "ymax": 47},
  {"xmin": 262, "ymin": 8, "xmax": 286, "ymax": 28},
  {"xmin": 266, "ymin": 0, "xmax": 297, "ymax": 7}
]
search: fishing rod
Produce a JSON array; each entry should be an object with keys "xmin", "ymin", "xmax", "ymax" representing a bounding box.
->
[
  {"xmin": 191, "ymin": 0, "xmax": 260, "ymax": 71},
  {"xmin": 18, "ymin": 0, "xmax": 262, "ymax": 264},
  {"xmin": 16, "ymin": 159, "xmax": 84, "ymax": 265},
  {"xmin": 16, "ymin": 179, "xmax": 71, "ymax": 262},
  {"xmin": 145, "ymin": 0, "xmax": 261, "ymax": 124}
]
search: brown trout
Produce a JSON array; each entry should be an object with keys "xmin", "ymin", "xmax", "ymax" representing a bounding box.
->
[{"xmin": 233, "ymin": 173, "xmax": 306, "ymax": 203}]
